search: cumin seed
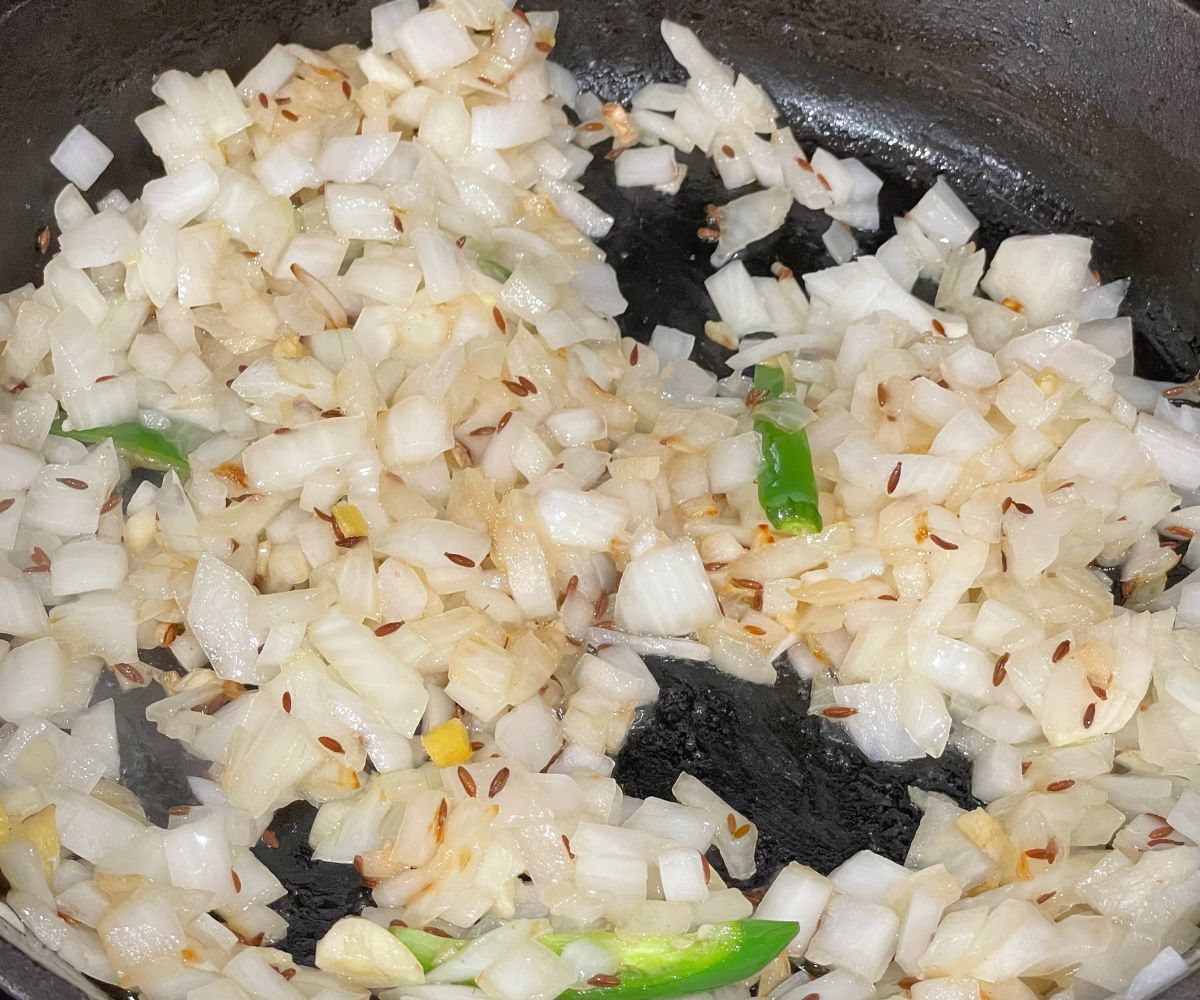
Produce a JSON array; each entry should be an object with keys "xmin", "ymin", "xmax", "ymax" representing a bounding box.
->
[
  {"xmin": 488, "ymin": 767, "xmax": 510, "ymax": 797},
  {"xmin": 822, "ymin": 706, "xmax": 857, "ymax": 719}
]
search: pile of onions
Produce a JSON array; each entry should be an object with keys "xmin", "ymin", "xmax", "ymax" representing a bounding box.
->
[{"xmin": 0, "ymin": 2, "xmax": 1198, "ymax": 1000}]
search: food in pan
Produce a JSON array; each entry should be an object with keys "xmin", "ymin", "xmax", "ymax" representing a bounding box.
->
[{"xmin": 1, "ymin": 2, "xmax": 1199, "ymax": 999}]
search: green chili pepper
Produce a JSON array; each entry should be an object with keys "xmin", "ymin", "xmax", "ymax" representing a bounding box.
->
[
  {"xmin": 390, "ymin": 926, "xmax": 467, "ymax": 971},
  {"xmin": 50, "ymin": 414, "xmax": 191, "ymax": 478},
  {"xmin": 477, "ymin": 257, "xmax": 513, "ymax": 283},
  {"xmin": 753, "ymin": 364, "xmax": 821, "ymax": 536},
  {"xmin": 753, "ymin": 362, "xmax": 788, "ymax": 399},
  {"xmin": 391, "ymin": 920, "xmax": 798, "ymax": 1000}
]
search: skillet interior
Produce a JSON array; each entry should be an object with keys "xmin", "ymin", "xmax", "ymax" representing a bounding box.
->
[{"xmin": 0, "ymin": 0, "xmax": 1198, "ymax": 996}]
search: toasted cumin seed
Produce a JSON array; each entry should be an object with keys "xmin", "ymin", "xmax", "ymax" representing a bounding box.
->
[
  {"xmin": 1046, "ymin": 779, "xmax": 1075, "ymax": 792},
  {"xmin": 744, "ymin": 624, "xmax": 767, "ymax": 636},
  {"xmin": 36, "ymin": 226, "xmax": 51, "ymax": 254},
  {"xmin": 489, "ymin": 767, "xmax": 510, "ymax": 797},
  {"xmin": 280, "ymin": 969, "xmax": 296, "ymax": 981},
  {"xmin": 458, "ymin": 766, "xmax": 477, "ymax": 797},
  {"xmin": 929, "ymin": 533, "xmax": 958, "ymax": 550},
  {"xmin": 1001, "ymin": 297, "xmax": 1024, "ymax": 312},
  {"xmin": 469, "ymin": 424, "xmax": 496, "ymax": 437},
  {"xmin": 562, "ymin": 834, "xmax": 574, "ymax": 858},
  {"xmin": 393, "ymin": 212, "xmax": 404, "ymax": 232},
  {"xmin": 1083, "ymin": 703, "xmax": 1096, "ymax": 729},
  {"xmin": 1013, "ymin": 500, "xmax": 1034, "ymax": 515},
  {"xmin": 257, "ymin": 92, "xmax": 269, "ymax": 108},
  {"xmin": 167, "ymin": 805, "xmax": 191, "ymax": 816},
  {"xmin": 470, "ymin": 741, "xmax": 484, "ymax": 751},
  {"xmin": 374, "ymin": 621, "xmax": 404, "ymax": 636},
  {"xmin": 101, "ymin": 493, "xmax": 122, "ymax": 514},
  {"xmin": 281, "ymin": 691, "xmax": 292, "ymax": 713},
  {"xmin": 588, "ymin": 975, "xmax": 621, "ymax": 987},
  {"xmin": 580, "ymin": 121, "xmax": 605, "ymax": 132},
  {"xmin": 1024, "ymin": 847, "xmax": 1051, "ymax": 860},
  {"xmin": 732, "ymin": 822, "xmax": 751, "ymax": 839},
  {"xmin": 731, "ymin": 576, "xmax": 762, "ymax": 591},
  {"xmin": 435, "ymin": 798, "xmax": 448, "ymax": 840},
  {"xmin": 114, "ymin": 662, "xmax": 144, "ymax": 684},
  {"xmin": 445, "ymin": 551, "xmax": 476, "ymax": 568},
  {"xmin": 1002, "ymin": 496, "xmax": 1015, "ymax": 514},
  {"xmin": 1036, "ymin": 891, "xmax": 1056, "ymax": 904},
  {"xmin": 318, "ymin": 736, "xmax": 344, "ymax": 753},
  {"xmin": 877, "ymin": 382, "xmax": 888, "ymax": 407},
  {"xmin": 321, "ymin": 408, "xmax": 343, "ymax": 418},
  {"xmin": 993, "ymin": 652, "xmax": 1010, "ymax": 687},
  {"xmin": 701, "ymin": 853, "xmax": 711, "ymax": 882},
  {"xmin": 629, "ymin": 344, "xmax": 639, "ymax": 365},
  {"xmin": 1149, "ymin": 825, "xmax": 1175, "ymax": 840},
  {"xmin": 563, "ymin": 575, "xmax": 580, "ymax": 601},
  {"xmin": 931, "ymin": 319, "xmax": 946, "ymax": 335},
  {"xmin": 725, "ymin": 813, "xmax": 738, "ymax": 836},
  {"xmin": 822, "ymin": 706, "xmax": 857, "ymax": 719},
  {"xmin": 57, "ymin": 477, "xmax": 88, "ymax": 491},
  {"xmin": 703, "ymin": 561, "xmax": 728, "ymax": 571},
  {"xmin": 503, "ymin": 378, "xmax": 530, "ymax": 397},
  {"xmin": 879, "ymin": 594, "xmax": 898, "ymax": 601},
  {"xmin": 886, "ymin": 461, "xmax": 902, "ymax": 495},
  {"xmin": 424, "ymin": 925, "xmax": 452, "ymax": 938},
  {"xmin": 1055, "ymin": 481, "xmax": 1076, "ymax": 492},
  {"xmin": 0, "ymin": 499, "xmax": 13, "ymax": 515},
  {"xmin": 389, "ymin": 919, "xmax": 407, "ymax": 928},
  {"xmin": 281, "ymin": 108, "xmax": 299, "ymax": 122},
  {"xmin": 817, "ymin": 173, "xmax": 831, "ymax": 191},
  {"xmin": 1021, "ymin": 760, "xmax": 1031, "ymax": 775},
  {"xmin": 231, "ymin": 870, "xmax": 242, "ymax": 893},
  {"xmin": 496, "ymin": 410, "xmax": 514, "ymax": 433},
  {"xmin": 1090, "ymin": 682, "xmax": 1108, "ymax": 701},
  {"xmin": 1052, "ymin": 639, "xmax": 1071, "ymax": 663},
  {"xmin": 1151, "ymin": 839, "xmax": 1186, "ymax": 847},
  {"xmin": 517, "ymin": 375, "xmax": 538, "ymax": 395},
  {"xmin": 342, "ymin": 79, "xmax": 352, "ymax": 99},
  {"xmin": 492, "ymin": 305, "xmax": 506, "ymax": 332}
]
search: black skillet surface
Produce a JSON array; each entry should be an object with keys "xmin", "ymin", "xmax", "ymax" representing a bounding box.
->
[{"xmin": 1, "ymin": 0, "xmax": 1200, "ymax": 997}]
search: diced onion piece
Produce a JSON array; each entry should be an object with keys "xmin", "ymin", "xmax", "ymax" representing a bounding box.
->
[{"xmin": 50, "ymin": 125, "xmax": 114, "ymax": 191}]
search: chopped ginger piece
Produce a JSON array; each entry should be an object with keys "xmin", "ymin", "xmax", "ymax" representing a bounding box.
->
[
  {"xmin": 333, "ymin": 502, "xmax": 369, "ymax": 540},
  {"xmin": 421, "ymin": 719, "xmax": 472, "ymax": 768}
]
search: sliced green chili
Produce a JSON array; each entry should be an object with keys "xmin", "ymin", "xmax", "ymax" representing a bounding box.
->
[
  {"xmin": 477, "ymin": 257, "xmax": 513, "ymax": 283},
  {"xmin": 390, "ymin": 926, "xmax": 467, "ymax": 971},
  {"xmin": 390, "ymin": 920, "xmax": 798, "ymax": 1000},
  {"xmin": 50, "ymin": 414, "xmax": 191, "ymax": 478},
  {"xmin": 753, "ymin": 364, "xmax": 821, "ymax": 536}
]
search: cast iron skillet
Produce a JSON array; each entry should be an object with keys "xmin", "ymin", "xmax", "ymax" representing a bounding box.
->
[{"xmin": 0, "ymin": 0, "xmax": 1199, "ymax": 997}]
